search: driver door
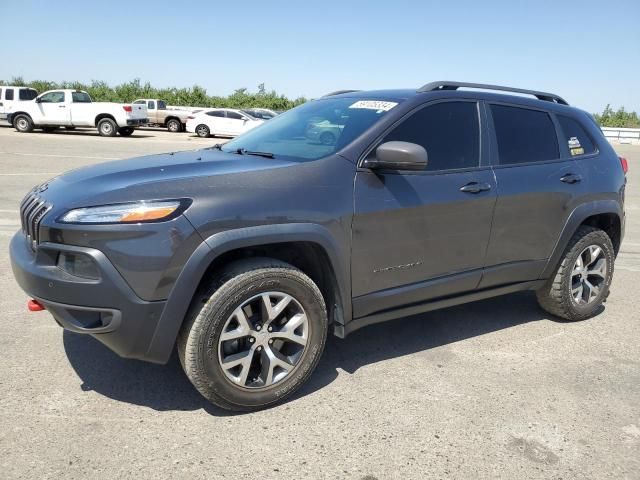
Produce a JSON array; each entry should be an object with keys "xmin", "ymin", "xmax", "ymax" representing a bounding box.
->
[
  {"xmin": 36, "ymin": 91, "xmax": 70, "ymax": 125},
  {"xmin": 351, "ymin": 100, "xmax": 497, "ymax": 318}
]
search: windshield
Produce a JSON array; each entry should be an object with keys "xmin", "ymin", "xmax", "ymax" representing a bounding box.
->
[{"xmin": 222, "ymin": 97, "xmax": 401, "ymax": 161}]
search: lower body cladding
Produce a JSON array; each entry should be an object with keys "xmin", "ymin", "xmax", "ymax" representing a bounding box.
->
[{"xmin": 10, "ymin": 232, "xmax": 166, "ymax": 362}]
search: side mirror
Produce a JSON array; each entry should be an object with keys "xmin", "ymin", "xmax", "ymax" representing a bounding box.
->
[
  {"xmin": 35, "ymin": 97, "xmax": 42, "ymax": 103},
  {"xmin": 364, "ymin": 141, "xmax": 428, "ymax": 171}
]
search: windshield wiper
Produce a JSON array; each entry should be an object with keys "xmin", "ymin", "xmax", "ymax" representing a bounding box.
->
[{"xmin": 235, "ymin": 148, "xmax": 275, "ymax": 159}]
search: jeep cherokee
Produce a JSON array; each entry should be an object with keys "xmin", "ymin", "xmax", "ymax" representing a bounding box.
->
[{"xmin": 10, "ymin": 81, "xmax": 627, "ymax": 411}]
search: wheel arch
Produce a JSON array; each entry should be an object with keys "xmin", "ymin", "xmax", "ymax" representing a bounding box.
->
[
  {"xmin": 145, "ymin": 223, "xmax": 351, "ymax": 364},
  {"xmin": 11, "ymin": 111, "xmax": 32, "ymax": 125},
  {"xmin": 164, "ymin": 116, "xmax": 181, "ymax": 126},
  {"xmin": 541, "ymin": 200, "xmax": 623, "ymax": 279},
  {"xmin": 95, "ymin": 113, "xmax": 116, "ymax": 126}
]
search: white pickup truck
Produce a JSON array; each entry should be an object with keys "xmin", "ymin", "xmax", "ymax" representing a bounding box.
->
[{"xmin": 12, "ymin": 89, "xmax": 148, "ymax": 137}]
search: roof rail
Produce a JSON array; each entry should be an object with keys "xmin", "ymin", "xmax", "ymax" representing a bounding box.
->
[
  {"xmin": 417, "ymin": 81, "xmax": 568, "ymax": 105},
  {"xmin": 321, "ymin": 89, "xmax": 361, "ymax": 97}
]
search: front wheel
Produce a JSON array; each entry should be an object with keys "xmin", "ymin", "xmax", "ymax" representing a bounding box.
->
[
  {"xmin": 537, "ymin": 226, "xmax": 615, "ymax": 321},
  {"xmin": 118, "ymin": 127, "xmax": 134, "ymax": 137},
  {"xmin": 195, "ymin": 124, "xmax": 210, "ymax": 138},
  {"xmin": 97, "ymin": 118, "xmax": 117, "ymax": 137},
  {"xmin": 177, "ymin": 258, "xmax": 328, "ymax": 411},
  {"xmin": 14, "ymin": 114, "xmax": 34, "ymax": 133}
]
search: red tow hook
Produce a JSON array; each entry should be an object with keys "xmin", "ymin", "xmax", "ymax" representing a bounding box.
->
[{"xmin": 27, "ymin": 299, "xmax": 45, "ymax": 312}]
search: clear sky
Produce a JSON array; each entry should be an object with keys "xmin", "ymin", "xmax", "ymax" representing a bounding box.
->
[{"xmin": 2, "ymin": 0, "xmax": 639, "ymax": 114}]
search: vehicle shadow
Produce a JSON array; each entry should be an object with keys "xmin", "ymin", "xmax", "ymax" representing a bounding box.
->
[{"xmin": 62, "ymin": 290, "xmax": 575, "ymax": 415}]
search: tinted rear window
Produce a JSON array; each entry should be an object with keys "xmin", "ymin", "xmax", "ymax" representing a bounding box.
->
[
  {"xmin": 5, "ymin": 89, "xmax": 14, "ymax": 101},
  {"xmin": 19, "ymin": 89, "xmax": 37, "ymax": 100},
  {"xmin": 557, "ymin": 115, "xmax": 596, "ymax": 156},
  {"xmin": 381, "ymin": 101, "xmax": 480, "ymax": 171},
  {"xmin": 491, "ymin": 105, "xmax": 559, "ymax": 165}
]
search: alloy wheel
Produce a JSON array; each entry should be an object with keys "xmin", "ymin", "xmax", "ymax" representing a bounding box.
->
[
  {"xmin": 217, "ymin": 292, "xmax": 309, "ymax": 389},
  {"xmin": 571, "ymin": 245, "xmax": 607, "ymax": 305}
]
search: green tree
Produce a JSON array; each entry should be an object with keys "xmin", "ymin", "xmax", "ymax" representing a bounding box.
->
[
  {"xmin": 0, "ymin": 77, "xmax": 307, "ymax": 110},
  {"xmin": 594, "ymin": 104, "xmax": 640, "ymax": 128}
]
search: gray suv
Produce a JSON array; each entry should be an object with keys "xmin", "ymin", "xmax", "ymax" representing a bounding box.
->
[{"xmin": 10, "ymin": 81, "xmax": 627, "ymax": 411}]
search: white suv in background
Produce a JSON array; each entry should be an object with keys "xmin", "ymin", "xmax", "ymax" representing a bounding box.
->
[
  {"xmin": 186, "ymin": 108, "xmax": 264, "ymax": 138},
  {"xmin": 0, "ymin": 86, "xmax": 38, "ymax": 125}
]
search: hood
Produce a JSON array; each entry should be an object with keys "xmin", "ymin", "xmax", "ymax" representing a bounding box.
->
[{"xmin": 38, "ymin": 148, "xmax": 296, "ymax": 210}]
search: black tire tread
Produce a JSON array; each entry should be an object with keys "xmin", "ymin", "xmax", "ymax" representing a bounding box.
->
[
  {"xmin": 177, "ymin": 257, "xmax": 327, "ymax": 411},
  {"xmin": 536, "ymin": 225, "xmax": 614, "ymax": 321}
]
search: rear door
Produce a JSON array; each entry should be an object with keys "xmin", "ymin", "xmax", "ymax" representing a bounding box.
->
[
  {"xmin": 205, "ymin": 110, "xmax": 226, "ymax": 134},
  {"xmin": 351, "ymin": 100, "xmax": 497, "ymax": 317},
  {"xmin": 480, "ymin": 102, "xmax": 584, "ymax": 287}
]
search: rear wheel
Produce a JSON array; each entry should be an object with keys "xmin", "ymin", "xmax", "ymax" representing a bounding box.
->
[
  {"xmin": 14, "ymin": 114, "xmax": 34, "ymax": 133},
  {"xmin": 118, "ymin": 127, "xmax": 134, "ymax": 137},
  {"xmin": 167, "ymin": 118, "xmax": 182, "ymax": 132},
  {"xmin": 97, "ymin": 118, "xmax": 117, "ymax": 137},
  {"xmin": 195, "ymin": 124, "xmax": 210, "ymax": 138},
  {"xmin": 178, "ymin": 258, "xmax": 328, "ymax": 411},
  {"xmin": 537, "ymin": 226, "xmax": 614, "ymax": 321}
]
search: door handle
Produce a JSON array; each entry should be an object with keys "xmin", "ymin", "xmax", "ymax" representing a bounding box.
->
[
  {"xmin": 58, "ymin": 105, "xmax": 66, "ymax": 108},
  {"xmin": 460, "ymin": 181, "xmax": 491, "ymax": 193},
  {"xmin": 560, "ymin": 173, "xmax": 582, "ymax": 184}
]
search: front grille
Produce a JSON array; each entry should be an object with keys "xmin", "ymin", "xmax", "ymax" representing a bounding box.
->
[{"xmin": 20, "ymin": 189, "xmax": 52, "ymax": 249}]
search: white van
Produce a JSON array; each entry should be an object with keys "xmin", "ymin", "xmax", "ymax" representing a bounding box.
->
[{"xmin": 0, "ymin": 86, "xmax": 38, "ymax": 125}]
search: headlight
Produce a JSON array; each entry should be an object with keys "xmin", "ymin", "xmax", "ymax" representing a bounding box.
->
[{"xmin": 58, "ymin": 199, "xmax": 189, "ymax": 224}]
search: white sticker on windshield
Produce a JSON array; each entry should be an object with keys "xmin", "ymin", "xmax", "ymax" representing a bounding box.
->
[{"xmin": 349, "ymin": 100, "xmax": 398, "ymax": 112}]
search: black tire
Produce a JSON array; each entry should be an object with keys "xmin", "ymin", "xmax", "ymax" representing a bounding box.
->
[
  {"xmin": 536, "ymin": 226, "xmax": 615, "ymax": 321},
  {"xmin": 118, "ymin": 127, "xmax": 134, "ymax": 137},
  {"xmin": 319, "ymin": 131, "xmax": 335, "ymax": 145},
  {"xmin": 177, "ymin": 258, "xmax": 328, "ymax": 411},
  {"xmin": 166, "ymin": 118, "xmax": 182, "ymax": 133},
  {"xmin": 14, "ymin": 114, "xmax": 34, "ymax": 133},
  {"xmin": 97, "ymin": 118, "xmax": 117, "ymax": 137},
  {"xmin": 195, "ymin": 124, "xmax": 210, "ymax": 138}
]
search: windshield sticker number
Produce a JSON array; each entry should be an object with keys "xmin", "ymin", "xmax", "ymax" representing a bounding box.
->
[{"xmin": 349, "ymin": 100, "xmax": 398, "ymax": 113}]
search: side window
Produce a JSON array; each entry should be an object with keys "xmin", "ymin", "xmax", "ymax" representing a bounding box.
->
[
  {"xmin": 5, "ymin": 89, "xmax": 14, "ymax": 101},
  {"xmin": 39, "ymin": 91, "xmax": 65, "ymax": 103},
  {"xmin": 157, "ymin": 100, "xmax": 167, "ymax": 110},
  {"xmin": 133, "ymin": 100, "xmax": 146, "ymax": 104},
  {"xmin": 379, "ymin": 101, "xmax": 480, "ymax": 171},
  {"xmin": 557, "ymin": 115, "xmax": 596, "ymax": 156},
  {"xmin": 147, "ymin": 101, "xmax": 156, "ymax": 110},
  {"xmin": 206, "ymin": 110, "xmax": 224, "ymax": 117},
  {"xmin": 0, "ymin": 88, "xmax": 3, "ymax": 99},
  {"xmin": 490, "ymin": 105, "xmax": 559, "ymax": 165},
  {"xmin": 71, "ymin": 91, "xmax": 91, "ymax": 103},
  {"xmin": 19, "ymin": 89, "xmax": 37, "ymax": 100},
  {"xmin": 226, "ymin": 111, "xmax": 243, "ymax": 120}
]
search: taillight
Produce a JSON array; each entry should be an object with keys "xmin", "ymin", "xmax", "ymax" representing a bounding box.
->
[
  {"xmin": 620, "ymin": 157, "xmax": 628, "ymax": 174},
  {"xmin": 123, "ymin": 105, "xmax": 132, "ymax": 112}
]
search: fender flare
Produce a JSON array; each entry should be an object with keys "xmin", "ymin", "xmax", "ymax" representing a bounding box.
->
[
  {"xmin": 145, "ymin": 223, "xmax": 350, "ymax": 363},
  {"xmin": 540, "ymin": 199, "xmax": 623, "ymax": 279}
]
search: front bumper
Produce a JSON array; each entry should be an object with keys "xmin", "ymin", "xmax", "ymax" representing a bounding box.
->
[
  {"xmin": 10, "ymin": 232, "xmax": 166, "ymax": 362},
  {"xmin": 126, "ymin": 118, "xmax": 148, "ymax": 126}
]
